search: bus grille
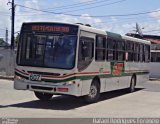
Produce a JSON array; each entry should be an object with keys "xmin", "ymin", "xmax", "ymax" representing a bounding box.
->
[
  {"xmin": 28, "ymin": 71, "xmax": 60, "ymax": 76},
  {"xmin": 31, "ymin": 86, "xmax": 53, "ymax": 91}
]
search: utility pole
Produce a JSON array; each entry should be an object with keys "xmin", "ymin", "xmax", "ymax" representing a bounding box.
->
[
  {"xmin": 11, "ymin": 0, "xmax": 15, "ymax": 49},
  {"xmin": 5, "ymin": 28, "xmax": 8, "ymax": 45}
]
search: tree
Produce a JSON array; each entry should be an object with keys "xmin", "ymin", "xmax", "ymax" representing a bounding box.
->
[
  {"xmin": 0, "ymin": 38, "xmax": 5, "ymax": 46},
  {"xmin": 14, "ymin": 33, "xmax": 19, "ymax": 47}
]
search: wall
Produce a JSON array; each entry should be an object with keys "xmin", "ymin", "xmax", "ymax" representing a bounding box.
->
[
  {"xmin": 149, "ymin": 62, "xmax": 160, "ymax": 79},
  {"xmin": 0, "ymin": 48, "xmax": 15, "ymax": 77}
]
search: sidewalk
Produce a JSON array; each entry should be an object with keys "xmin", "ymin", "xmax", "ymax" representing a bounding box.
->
[{"xmin": 0, "ymin": 75, "xmax": 14, "ymax": 80}]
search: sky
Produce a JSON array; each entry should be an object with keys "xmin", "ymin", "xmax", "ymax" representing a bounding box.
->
[{"xmin": 0, "ymin": 0, "xmax": 160, "ymax": 43}]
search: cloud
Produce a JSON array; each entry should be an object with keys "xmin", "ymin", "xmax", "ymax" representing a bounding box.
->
[
  {"xmin": 110, "ymin": 16, "xmax": 117, "ymax": 22},
  {"xmin": 80, "ymin": 13, "xmax": 102, "ymax": 27},
  {"xmin": 54, "ymin": 14, "xmax": 79, "ymax": 23},
  {"xmin": 24, "ymin": 0, "xmax": 39, "ymax": 10},
  {"xmin": 149, "ymin": 9, "xmax": 160, "ymax": 20},
  {"xmin": 0, "ymin": 0, "xmax": 10, "ymax": 39},
  {"xmin": 141, "ymin": 22, "xmax": 160, "ymax": 35},
  {"xmin": 149, "ymin": 9, "xmax": 160, "ymax": 33}
]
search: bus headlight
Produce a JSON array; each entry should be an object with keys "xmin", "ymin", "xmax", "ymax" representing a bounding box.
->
[
  {"xmin": 15, "ymin": 75, "xmax": 22, "ymax": 80},
  {"xmin": 65, "ymin": 81, "xmax": 75, "ymax": 85}
]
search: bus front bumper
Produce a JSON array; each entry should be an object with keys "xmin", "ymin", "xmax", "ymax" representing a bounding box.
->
[{"xmin": 14, "ymin": 79, "xmax": 82, "ymax": 97}]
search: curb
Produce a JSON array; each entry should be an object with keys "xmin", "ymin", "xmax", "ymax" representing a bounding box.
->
[
  {"xmin": 149, "ymin": 78, "xmax": 160, "ymax": 81},
  {"xmin": 0, "ymin": 76, "xmax": 14, "ymax": 80}
]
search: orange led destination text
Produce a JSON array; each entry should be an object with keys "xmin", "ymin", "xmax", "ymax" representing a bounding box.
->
[{"xmin": 32, "ymin": 25, "xmax": 70, "ymax": 32}]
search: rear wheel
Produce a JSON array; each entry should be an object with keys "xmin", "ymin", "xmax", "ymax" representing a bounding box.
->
[
  {"xmin": 129, "ymin": 76, "xmax": 136, "ymax": 92},
  {"xmin": 34, "ymin": 91, "xmax": 53, "ymax": 101},
  {"xmin": 84, "ymin": 79, "xmax": 100, "ymax": 103}
]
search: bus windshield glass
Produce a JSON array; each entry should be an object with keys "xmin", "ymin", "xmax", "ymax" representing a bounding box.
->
[{"xmin": 17, "ymin": 34, "xmax": 77, "ymax": 69}]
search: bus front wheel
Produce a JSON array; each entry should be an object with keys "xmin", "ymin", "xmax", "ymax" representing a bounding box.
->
[
  {"xmin": 84, "ymin": 79, "xmax": 100, "ymax": 103},
  {"xmin": 34, "ymin": 91, "xmax": 53, "ymax": 101}
]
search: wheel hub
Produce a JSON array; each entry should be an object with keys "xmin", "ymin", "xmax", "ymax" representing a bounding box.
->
[{"xmin": 89, "ymin": 85, "xmax": 97, "ymax": 98}]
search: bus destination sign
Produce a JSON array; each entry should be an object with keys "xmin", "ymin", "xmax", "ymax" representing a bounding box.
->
[
  {"xmin": 22, "ymin": 23, "xmax": 78, "ymax": 35},
  {"xmin": 32, "ymin": 25, "xmax": 70, "ymax": 33}
]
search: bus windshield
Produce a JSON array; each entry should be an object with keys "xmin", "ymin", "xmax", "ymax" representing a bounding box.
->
[{"xmin": 17, "ymin": 34, "xmax": 77, "ymax": 69}]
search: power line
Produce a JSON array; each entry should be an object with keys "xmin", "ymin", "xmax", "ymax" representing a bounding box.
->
[
  {"xmin": 0, "ymin": 14, "xmax": 10, "ymax": 16},
  {"xmin": 43, "ymin": 0, "xmax": 102, "ymax": 11},
  {"xmin": 48, "ymin": 0, "xmax": 112, "ymax": 11},
  {"xmin": 0, "ymin": 28, "xmax": 9, "ymax": 31},
  {"xmin": 15, "ymin": 0, "xmax": 126, "ymax": 16},
  {"xmin": 16, "ymin": 0, "xmax": 104, "ymax": 13},
  {"xmin": 0, "ymin": 11, "xmax": 10, "ymax": 16},
  {"xmin": 15, "ymin": 4, "xmax": 160, "ymax": 18},
  {"xmin": 100, "ymin": 17, "xmax": 158, "ymax": 25},
  {"xmin": 14, "ymin": 13, "xmax": 158, "ymax": 28},
  {"xmin": 0, "ymin": 29, "xmax": 11, "ymax": 32},
  {"xmin": 14, "ymin": 12, "xmax": 157, "ymax": 25},
  {"xmin": 15, "ymin": 0, "xmax": 115, "ymax": 14},
  {"xmin": 62, "ymin": 0, "xmax": 128, "ymax": 13},
  {"xmin": 0, "ymin": 11, "xmax": 10, "ymax": 14}
]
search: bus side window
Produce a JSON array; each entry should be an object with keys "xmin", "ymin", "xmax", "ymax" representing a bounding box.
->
[
  {"xmin": 134, "ymin": 43, "xmax": 140, "ymax": 62},
  {"xmin": 78, "ymin": 37, "xmax": 94, "ymax": 71},
  {"xmin": 148, "ymin": 45, "xmax": 150, "ymax": 62},
  {"xmin": 144, "ymin": 45, "xmax": 150, "ymax": 62},
  {"xmin": 107, "ymin": 38, "xmax": 116, "ymax": 61},
  {"xmin": 126, "ymin": 41, "xmax": 134, "ymax": 61},
  {"xmin": 139, "ymin": 44, "xmax": 144, "ymax": 62},
  {"xmin": 95, "ymin": 36, "xmax": 106, "ymax": 61},
  {"xmin": 117, "ymin": 40, "xmax": 125, "ymax": 61}
]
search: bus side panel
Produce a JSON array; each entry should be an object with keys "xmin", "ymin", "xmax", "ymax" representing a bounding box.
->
[
  {"xmin": 105, "ymin": 77, "xmax": 118, "ymax": 92},
  {"xmin": 118, "ymin": 62, "xmax": 132, "ymax": 89},
  {"xmin": 94, "ymin": 62, "xmax": 111, "ymax": 93},
  {"xmin": 123, "ymin": 62, "xmax": 149, "ymax": 88},
  {"xmin": 100, "ymin": 78, "xmax": 106, "ymax": 93},
  {"xmin": 136, "ymin": 62, "xmax": 149, "ymax": 87},
  {"xmin": 118, "ymin": 76, "xmax": 130, "ymax": 89},
  {"xmin": 80, "ymin": 78, "xmax": 107, "ymax": 96},
  {"xmin": 81, "ymin": 80, "xmax": 92, "ymax": 96}
]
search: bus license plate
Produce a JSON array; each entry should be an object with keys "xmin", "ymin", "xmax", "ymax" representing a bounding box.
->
[{"xmin": 29, "ymin": 74, "xmax": 41, "ymax": 81}]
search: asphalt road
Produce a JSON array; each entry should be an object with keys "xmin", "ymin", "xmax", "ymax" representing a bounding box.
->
[{"xmin": 0, "ymin": 79, "xmax": 160, "ymax": 118}]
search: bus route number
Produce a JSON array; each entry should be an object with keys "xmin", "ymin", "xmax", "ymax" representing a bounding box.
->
[{"xmin": 29, "ymin": 74, "xmax": 41, "ymax": 81}]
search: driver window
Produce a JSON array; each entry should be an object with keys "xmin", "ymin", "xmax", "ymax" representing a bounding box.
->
[{"xmin": 78, "ymin": 37, "xmax": 94, "ymax": 71}]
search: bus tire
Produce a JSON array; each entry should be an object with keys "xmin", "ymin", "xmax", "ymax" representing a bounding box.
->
[
  {"xmin": 129, "ymin": 76, "xmax": 136, "ymax": 93},
  {"xmin": 34, "ymin": 91, "xmax": 53, "ymax": 101},
  {"xmin": 84, "ymin": 79, "xmax": 100, "ymax": 103}
]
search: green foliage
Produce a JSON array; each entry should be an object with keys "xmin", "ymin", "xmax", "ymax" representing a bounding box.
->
[
  {"xmin": 14, "ymin": 33, "xmax": 20, "ymax": 46},
  {"xmin": 0, "ymin": 38, "xmax": 4, "ymax": 45}
]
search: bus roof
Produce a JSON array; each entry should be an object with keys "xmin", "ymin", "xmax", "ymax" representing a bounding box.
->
[
  {"xmin": 106, "ymin": 31, "xmax": 122, "ymax": 40},
  {"xmin": 122, "ymin": 35, "xmax": 151, "ymax": 45},
  {"xmin": 78, "ymin": 24, "xmax": 107, "ymax": 35},
  {"xmin": 22, "ymin": 22, "xmax": 78, "ymax": 26},
  {"xmin": 106, "ymin": 31, "xmax": 150, "ymax": 45},
  {"xmin": 105, "ymin": 31, "xmax": 150, "ymax": 45},
  {"xmin": 21, "ymin": 22, "xmax": 151, "ymax": 45}
]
